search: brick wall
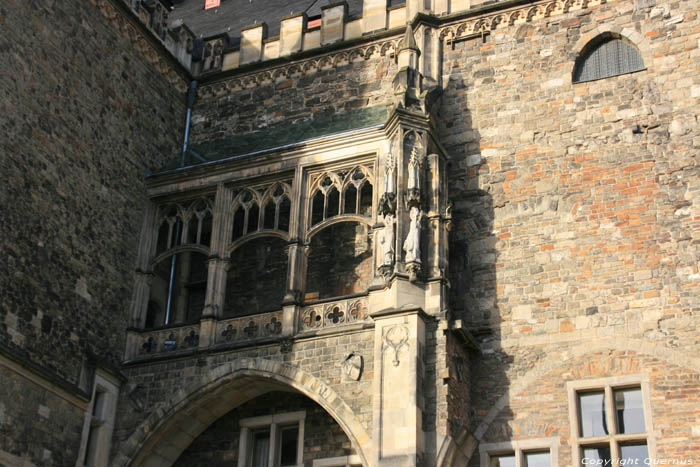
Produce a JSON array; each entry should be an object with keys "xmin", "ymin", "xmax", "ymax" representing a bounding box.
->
[{"xmin": 438, "ymin": 0, "xmax": 700, "ymax": 461}]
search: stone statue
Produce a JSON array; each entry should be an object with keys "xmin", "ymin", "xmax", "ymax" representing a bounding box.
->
[
  {"xmin": 384, "ymin": 151, "xmax": 396, "ymax": 195},
  {"xmin": 380, "ymin": 213, "xmax": 395, "ymax": 266},
  {"xmin": 403, "ymin": 207, "xmax": 422, "ymax": 263},
  {"xmin": 407, "ymin": 144, "xmax": 421, "ymax": 192}
]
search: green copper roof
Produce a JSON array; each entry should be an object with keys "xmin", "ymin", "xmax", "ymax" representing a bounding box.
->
[{"xmin": 157, "ymin": 105, "xmax": 389, "ymax": 172}]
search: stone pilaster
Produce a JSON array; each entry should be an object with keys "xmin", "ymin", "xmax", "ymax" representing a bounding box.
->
[{"xmin": 371, "ymin": 307, "xmax": 427, "ymax": 466}]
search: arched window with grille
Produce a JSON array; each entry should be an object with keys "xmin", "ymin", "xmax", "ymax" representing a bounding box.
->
[{"xmin": 573, "ymin": 34, "xmax": 644, "ymax": 83}]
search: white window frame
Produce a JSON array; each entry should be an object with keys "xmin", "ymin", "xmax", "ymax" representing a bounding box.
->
[
  {"xmin": 311, "ymin": 455, "xmax": 363, "ymax": 467},
  {"xmin": 567, "ymin": 375, "xmax": 656, "ymax": 466},
  {"xmin": 479, "ymin": 437, "xmax": 559, "ymax": 467},
  {"xmin": 238, "ymin": 411, "xmax": 306, "ymax": 467},
  {"xmin": 76, "ymin": 370, "xmax": 120, "ymax": 467}
]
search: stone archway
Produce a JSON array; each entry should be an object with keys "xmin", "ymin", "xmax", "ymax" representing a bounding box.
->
[{"xmin": 112, "ymin": 358, "xmax": 371, "ymax": 467}]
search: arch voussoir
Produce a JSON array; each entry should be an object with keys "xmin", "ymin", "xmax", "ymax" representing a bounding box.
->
[{"xmin": 114, "ymin": 358, "xmax": 370, "ymax": 467}]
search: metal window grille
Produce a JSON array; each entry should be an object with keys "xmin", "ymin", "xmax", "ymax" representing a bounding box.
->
[{"xmin": 573, "ymin": 39, "xmax": 644, "ymax": 83}]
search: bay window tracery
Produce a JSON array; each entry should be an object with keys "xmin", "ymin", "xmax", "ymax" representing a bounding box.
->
[
  {"xmin": 309, "ymin": 166, "xmax": 373, "ymax": 228},
  {"xmin": 155, "ymin": 198, "xmax": 213, "ymax": 254},
  {"xmin": 231, "ymin": 182, "xmax": 292, "ymax": 242}
]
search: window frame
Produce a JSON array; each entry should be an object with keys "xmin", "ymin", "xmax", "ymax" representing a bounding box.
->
[
  {"xmin": 567, "ymin": 375, "xmax": 655, "ymax": 465},
  {"xmin": 479, "ymin": 437, "xmax": 559, "ymax": 467},
  {"xmin": 76, "ymin": 371, "xmax": 120, "ymax": 467},
  {"xmin": 237, "ymin": 411, "xmax": 306, "ymax": 467},
  {"xmin": 572, "ymin": 35, "xmax": 646, "ymax": 84}
]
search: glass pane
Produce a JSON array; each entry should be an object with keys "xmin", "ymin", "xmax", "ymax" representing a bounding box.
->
[
  {"xmin": 578, "ymin": 391, "xmax": 608, "ymax": 437},
  {"xmin": 252, "ymin": 430, "xmax": 270, "ymax": 467},
  {"xmin": 248, "ymin": 204, "xmax": 260, "ymax": 233},
  {"xmin": 524, "ymin": 451, "xmax": 550, "ymax": 467},
  {"xmin": 615, "ymin": 388, "xmax": 645, "ymax": 434},
  {"xmin": 581, "ymin": 446, "xmax": 611, "ymax": 466},
  {"xmin": 311, "ymin": 190, "xmax": 324, "ymax": 225},
  {"xmin": 278, "ymin": 197, "xmax": 291, "ymax": 232},
  {"xmin": 491, "ymin": 455, "xmax": 516, "ymax": 467},
  {"xmin": 359, "ymin": 182, "xmax": 373, "ymax": 216},
  {"xmin": 187, "ymin": 216, "xmax": 199, "ymax": 244},
  {"xmin": 263, "ymin": 201, "xmax": 276, "ymax": 230},
  {"xmin": 326, "ymin": 187, "xmax": 340, "ymax": 218},
  {"xmin": 199, "ymin": 213, "xmax": 212, "ymax": 246},
  {"xmin": 344, "ymin": 184, "xmax": 358, "ymax": 214},
  {"xmin": 232, "ymin": 207, "xmax": 245, "ymax": 240},
  {"xmin": 621, "ymin": 443, "xmax": 648, "ymax": 464},
  {"xmin": 279, "ymin": 426, "xmax": 298, "ymax": 466},
  {"xmin": 156, "ymin": 221, "xmax": 170, "ymax": 254}
]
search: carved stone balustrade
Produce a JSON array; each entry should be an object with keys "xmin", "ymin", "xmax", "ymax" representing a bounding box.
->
[
  {"xmin": 215, "ymin": 311, "xmax": 284, "ymax": 345},
  {"xmin": 132, "ymin": 323, "xmax": 201, "ymax": 359},
  {"xmin": 299, "ymin": 297, "xmax": 370, "ymax": 333}
]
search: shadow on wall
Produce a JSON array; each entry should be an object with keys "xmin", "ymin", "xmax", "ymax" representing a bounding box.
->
[{"xmin": 439, "ymin": 66, "xmax": 512, "ymax": 463}]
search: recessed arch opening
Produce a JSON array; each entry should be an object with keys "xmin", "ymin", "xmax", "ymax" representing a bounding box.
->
[{"xmin": 305, "ymin": 221, "xmax": 373, "ymax": 301}]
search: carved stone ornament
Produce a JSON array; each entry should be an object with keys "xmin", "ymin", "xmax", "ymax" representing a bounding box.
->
[
  {"xmin": 342, "ymin": 352, "xmax": 363, "ymax": 381},
  {"xmin": 128, "ymin": 384, "xmax": 147, "ymax": 412},
  {"xmin": 383, "ymin": 325, "xmax": 409, "ymax": 367},
  {"xmin": 280, "ymin": 337, "xmax": 294, "ymax": 354}
]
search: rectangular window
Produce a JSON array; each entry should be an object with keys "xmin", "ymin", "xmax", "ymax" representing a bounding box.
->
[
  {"xmin": 238, "ymin": 412, "xmax": 305, "ymax": 467},
  {"xmin": 77, "ymin": 371, "xmax": 120, "ymax": 467},
  {"xmin": 479, "ymin": 438, "xmax": 559, "ymax": 467},
  {"xmin": 567, "ymin": 376, "xmax": 655, "ymax": 466}
]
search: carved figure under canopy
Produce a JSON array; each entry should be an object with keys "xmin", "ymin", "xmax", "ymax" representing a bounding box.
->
[
  {"xmin": 380, "ymin": 213, "xmax": 395, "ymax": 266},
  {"xmin": 407, "ymin": 143, "xmax": 422, "ymax": 192},
  {"xmin": 403, "ymin": 207, "xmax": 422, "ymax": 263}
]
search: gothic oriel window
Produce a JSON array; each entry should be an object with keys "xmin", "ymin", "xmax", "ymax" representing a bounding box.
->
[
  {"xmin": 309, "ymin": 166, "xmax": 373, "ymax": 227},
  {"xmin": 147, "ymin": 198, "xmax": 213, "ymax": 328},
  {"xmin": 225, "ymin": 182, "xmax": 292, "ymax": 317},
  {"xmin": 231, "ymin": 183, "xmax": 292, "ymax": 242},
  {"xmin": 573, "ymin": 35, "xmax": 644, "ymax": 83}
]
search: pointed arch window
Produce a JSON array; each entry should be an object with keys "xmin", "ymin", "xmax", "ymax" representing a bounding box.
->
[{"xmin": 573, "ymin": 35, "xmax": 644, "ymax": 83}]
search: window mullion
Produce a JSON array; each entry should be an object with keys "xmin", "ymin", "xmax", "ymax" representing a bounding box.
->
[
  {"xmin": 605, "ymin": 385, "xmax": 619, "ymax": 460},
  {"xmin": 514, "ymin": 448, "xmax": 523, "ymax": 467},
  {"xmin": 268, "ymin": 422, "xmax": 278, "ymax": 467}
]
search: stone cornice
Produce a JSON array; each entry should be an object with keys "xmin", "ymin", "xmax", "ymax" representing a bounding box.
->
[
  {"xmin": 198, "ymin": 34, "xmax": 405, "ymax": 99},
  {"xmin": 439, "ymin": 0, "xmax": 607, "ymax": 41},
  {"xmin": 88, "ymin": 0, "xmax": 191, "ymax": 94}
]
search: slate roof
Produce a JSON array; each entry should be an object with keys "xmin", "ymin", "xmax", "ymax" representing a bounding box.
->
[{"xmin": 167, "ymin": 0, "xmax": 366, "ymax": 41}]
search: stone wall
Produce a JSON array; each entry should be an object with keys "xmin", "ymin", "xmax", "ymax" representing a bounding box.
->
[
  {"xmin": 172, "ymin": 391, "xmax": 355, "ymax": 466},
  {"xmin": 0, "ymin": 0, "xmax": 186, "ymax": 463},
  {"xmin": 115, "ymin": 329, "xmax": 375, "ymax": 458},
  {"xmin": 189, "ymin": 56, "xmax": 397, "ymax": 145},
  {"xmin": 0, "ymin": 367, "xmax": 85, "ymax": 466}
]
